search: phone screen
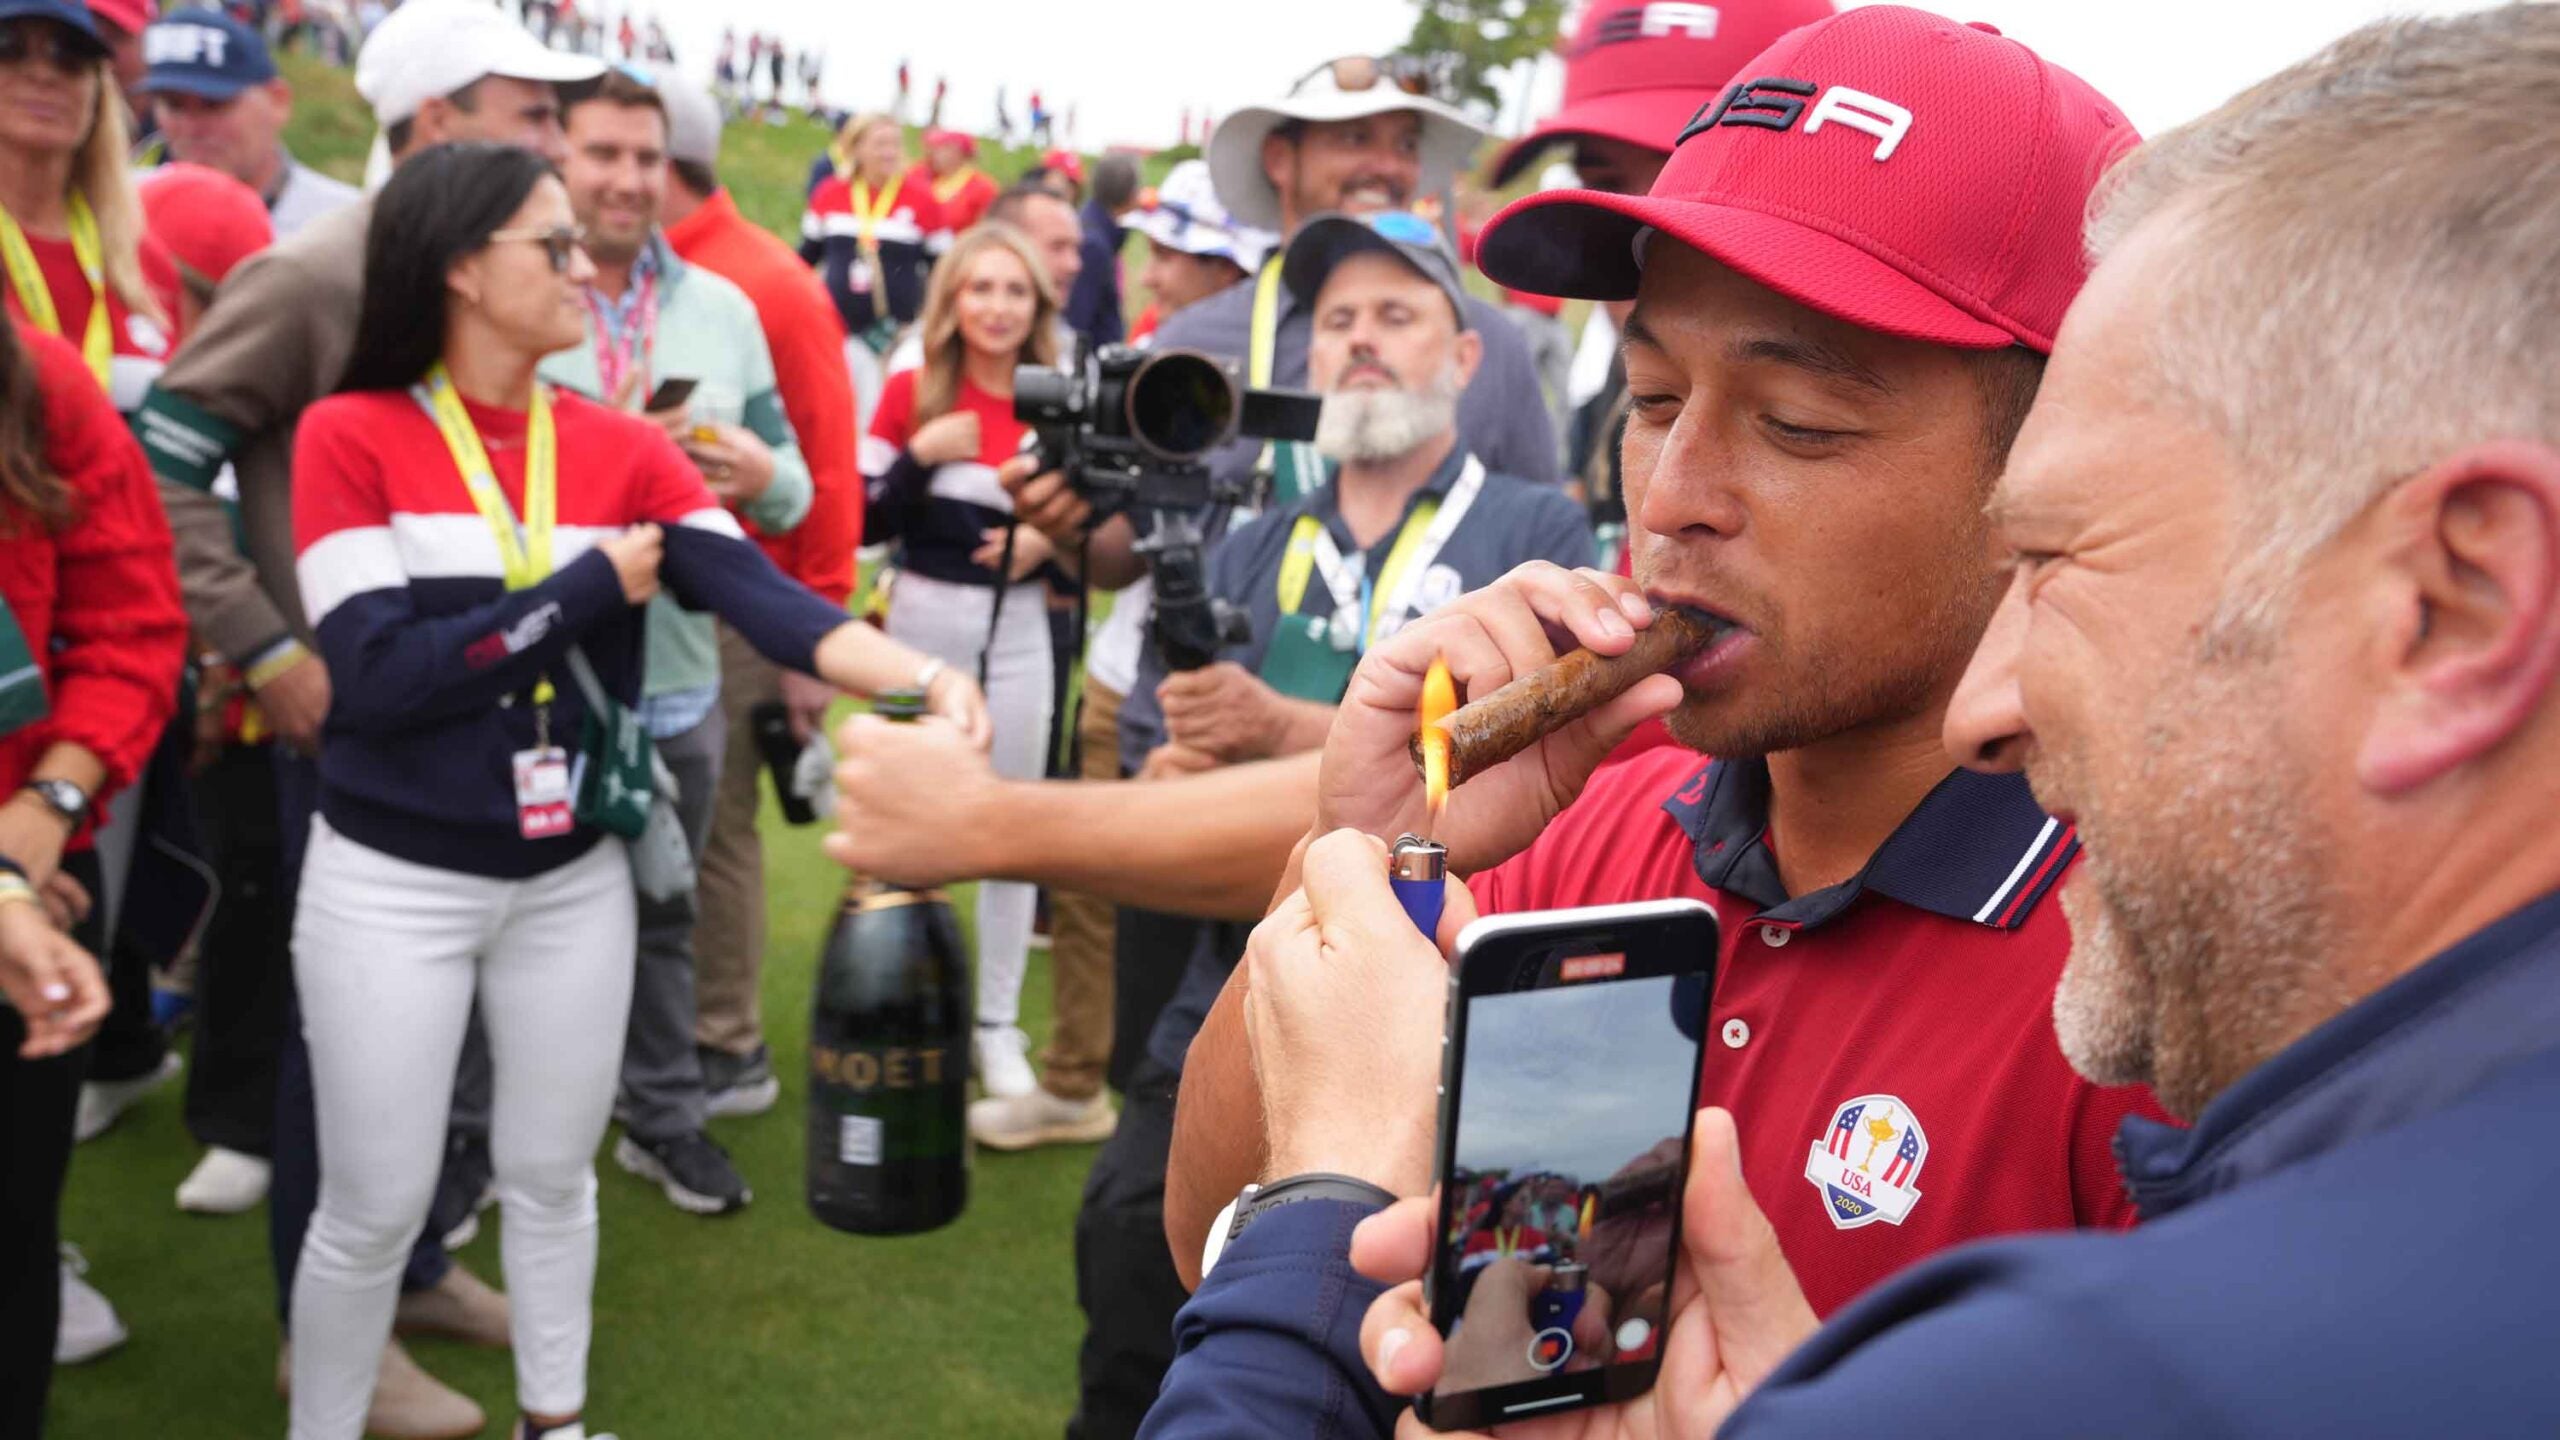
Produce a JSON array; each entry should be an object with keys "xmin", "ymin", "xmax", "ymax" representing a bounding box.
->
[{"xmin": 1427, "ymin": 937, "xmax": 1707, "ymax": 1427}]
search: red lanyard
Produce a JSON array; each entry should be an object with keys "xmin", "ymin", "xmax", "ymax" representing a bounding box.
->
[{"xmin": 583, "ymin": 266, "xmax": 659, "ymax": 407}]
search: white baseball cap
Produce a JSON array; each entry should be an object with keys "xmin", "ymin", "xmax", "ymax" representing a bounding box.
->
[
  {"xmin": 1207, "ymin": 57, "xmax": 1489, "ymax": 232},
  {"xmin": 354, "ymin": 0, "xmax": 601, "ymax": 127},
  {"xmin": 659, "ymin": 67, "xmax": 723, "ymax": 169},
  {"xmin": 1130, "ymin": 160, "xmax": 1275, "ymax": 272}
]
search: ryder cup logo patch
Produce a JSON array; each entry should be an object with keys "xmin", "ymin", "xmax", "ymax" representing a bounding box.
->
[{"xmin": 1803, "ymin": 1094, "xmax": 1927, "ymax": 1230}]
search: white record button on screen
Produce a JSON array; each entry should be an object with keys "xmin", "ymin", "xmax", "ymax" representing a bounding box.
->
[{"xmin": 1616, "ymin": 1317, "xmax": 1653, "ymax": 1353}]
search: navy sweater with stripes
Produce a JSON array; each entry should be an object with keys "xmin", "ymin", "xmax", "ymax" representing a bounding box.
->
[{"xmin": 292, "ymin": 386, "xmax": 846, "ymax": 878}]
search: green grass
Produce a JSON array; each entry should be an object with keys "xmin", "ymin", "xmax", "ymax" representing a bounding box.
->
[{"xmin": 50, "ymin": 789, "xmax": 1096, "ymax": 1437}]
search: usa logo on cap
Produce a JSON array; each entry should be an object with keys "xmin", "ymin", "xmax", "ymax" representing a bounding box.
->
[{"xmin": 1804, "ymin": 1093, "xmax": 1928, "ymax": 1229}]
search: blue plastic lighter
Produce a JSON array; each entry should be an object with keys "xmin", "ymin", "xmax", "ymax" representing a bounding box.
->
[{"xmin": 1390, "ymin": 834, "xmax": 1447, "ymax": 938}]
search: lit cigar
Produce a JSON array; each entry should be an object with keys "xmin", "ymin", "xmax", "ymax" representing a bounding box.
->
[{"xmin": 1410, "ymin": 608, "xmax": 1724, "ymax": 789}]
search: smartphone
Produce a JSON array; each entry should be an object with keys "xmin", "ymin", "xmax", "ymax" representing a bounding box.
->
[
  {"xmin": 1416, "ymin": 899, "xmax": 1717, "ymax": 1432},
  {"xmin": 644, "ymin": 376, "xmax": 699, "ymax": 412}
]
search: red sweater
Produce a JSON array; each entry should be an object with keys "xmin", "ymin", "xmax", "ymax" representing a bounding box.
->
[
  {"xmin": 292, "ymin": 385, "xmax": 847, "ymax": 877},
  {"xmin": 665, "ymin": 187, "xmax": 860, "ymax": 602},
  {"xmin": 0, "ymin": 226, "xmax": 183, "ymax": 413},
  {"xmin": 0, "ymin": 322, "xmax": 186, "ymax": 804}
]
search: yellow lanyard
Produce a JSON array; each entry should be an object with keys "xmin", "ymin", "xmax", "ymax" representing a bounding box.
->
[
  {"xmin": 420, "ymin": 364, "xmax": 558, "ymax": 702},
  {"xmin": 1276, "ymin": 498, "xmax": 1441, "ymax": 646},
  {"xmin": 1247, "ymin": 252, "xmax": 1284, "ymax": 389},
  {"xmin": 0, "ymin": 192, "xmax": 111, "ymax": 387},
  {"xmin": 849, "ymin": 174, "xmax": 905, "ymax": 256},
  {"xmin": 931, "ymin": 166, "xmax": 979, "ymax": 204}
]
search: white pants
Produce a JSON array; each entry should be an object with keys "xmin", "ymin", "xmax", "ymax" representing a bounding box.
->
[
  {"xmin": 885, "ymin": 569, "xmax": 1055, "ymax": 1028},
  {"xmin": 288, "ymin": 819, "xmax": 636, "ymax": 1437}
]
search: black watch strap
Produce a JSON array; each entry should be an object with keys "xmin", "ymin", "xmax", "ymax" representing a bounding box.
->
[{"xmin": 1235, "ymin": 1172, "xmax": 1397, "ymax": 1238}]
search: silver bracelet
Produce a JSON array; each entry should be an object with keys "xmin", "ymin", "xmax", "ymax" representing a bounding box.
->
[{"xmin": 912, "ymin": 657, "xmax": 946, "ymax": 694}]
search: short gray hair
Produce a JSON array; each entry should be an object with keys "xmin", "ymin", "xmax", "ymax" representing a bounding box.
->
[{"xmin": 2087, "ymin": 4, "xmax": 2560, "ymax": 619}]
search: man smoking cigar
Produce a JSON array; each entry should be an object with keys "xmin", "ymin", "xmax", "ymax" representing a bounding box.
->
[{"xmin": 1164, "ymin": 6, "xmax": 2171, "ymax": 1309}]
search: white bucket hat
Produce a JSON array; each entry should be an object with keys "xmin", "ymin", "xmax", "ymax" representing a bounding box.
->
[
  {"xmin": 1206, "ymin": 57, "xmax": 1489, "ymax": 232},
  {"xmin": 1130, "ymin": 160, "xmax": 1277, "ymax": 273}
]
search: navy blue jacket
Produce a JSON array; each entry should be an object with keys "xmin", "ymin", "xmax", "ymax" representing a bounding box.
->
[
  {"xmin": 1064, "ymin": 198, "xmax": 1126, "ymax": 347},
  {"xmin": 1143, "ymin": 887, "xmax": 2560, "ymax": 1437}
]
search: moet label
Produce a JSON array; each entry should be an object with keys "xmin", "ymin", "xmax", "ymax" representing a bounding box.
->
[{"xmin": 811, "ymin": 1043, "xmax": 952, "ymax": 1093}]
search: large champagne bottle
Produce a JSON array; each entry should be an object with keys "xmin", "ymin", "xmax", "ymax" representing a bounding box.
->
[{"xmin": 805, "ymin": 691, "xmax": 972, "ymax": 1235}]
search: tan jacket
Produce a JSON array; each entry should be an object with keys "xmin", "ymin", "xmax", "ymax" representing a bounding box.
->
[{"xmin": 134, "ymin": 198, "xmax": 369, "ymax": 663}]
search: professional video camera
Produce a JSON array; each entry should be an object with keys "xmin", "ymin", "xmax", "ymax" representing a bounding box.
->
[{"xmin": 1015, "ymin": 345, "xmax": 1319, "ymax": 672}]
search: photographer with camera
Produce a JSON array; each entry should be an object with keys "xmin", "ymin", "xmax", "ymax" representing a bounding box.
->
[
  {"xmin": 860, "ymin": 222, "xmax": 1068, "ymax": 1102},
  {"xmin": 1022, "ymin": 208, "xmax": 1590, "ymax": 1440}
]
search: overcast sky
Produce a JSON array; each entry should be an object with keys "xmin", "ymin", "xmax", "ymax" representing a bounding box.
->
[
  {"xmin": 644, "ymin": 0, "xmax": 2510, "ymax": 155},
  {"xmin": 1454, "ymin": 975, "xmax": 1696, "ymax": 1185}
]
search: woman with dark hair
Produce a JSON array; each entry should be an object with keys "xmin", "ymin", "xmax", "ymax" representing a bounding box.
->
[
  {"xmin": 0, "ymin": 0, "xmax": 181, "ymax": 410},
  {"xmin": 0, "ymin": 313, "xmax": 186, "ymax": 1436},
  {"xmin": 287, "ymin": 143, "xmax": 986, "ymax": 1440}
]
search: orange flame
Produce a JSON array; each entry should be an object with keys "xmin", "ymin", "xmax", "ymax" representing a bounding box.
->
[{"xmin": 1420, "ymin": 655, "xmax": 1457, "ymax": 820}]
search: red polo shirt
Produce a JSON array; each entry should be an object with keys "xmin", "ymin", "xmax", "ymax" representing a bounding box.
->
[
  {"xmin": 664, "ymin": 187, "xmax": 860, "ymax": 601},
  {"xmin": 1469, "ymin": 746, "xmax": 2166, "ymax": 1317}
]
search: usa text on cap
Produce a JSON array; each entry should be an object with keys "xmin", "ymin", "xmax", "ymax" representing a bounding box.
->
[{"xmin": 1477, "ymin": 6, "xmax": 2137, "ymax": 353}]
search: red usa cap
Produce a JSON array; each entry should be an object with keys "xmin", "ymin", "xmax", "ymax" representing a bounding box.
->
[
  {"xmin": 1478, "ymin": 6, "xmax": 2138, "ymax": 352},
  {"xmin": 1490, "ymin": 0, "xmax": 1836, "ymax": 185}
]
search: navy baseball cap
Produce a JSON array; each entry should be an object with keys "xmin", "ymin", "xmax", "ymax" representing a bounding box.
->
[
  {"xmin": 1283, "ymin": 210, "xmax": 1472, "ymax": 330},
  {"xmin": 0, "ymin": 0, "xmax": 108, "ymax": 57},
  {"xmin": 142, "ymin": 8, "xmax": 277, "ymax": 100}
]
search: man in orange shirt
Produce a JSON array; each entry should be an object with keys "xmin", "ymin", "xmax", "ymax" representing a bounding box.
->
[{"xmin": 658, "ymin": 74, "xmax": 861, "ymax": 1115}]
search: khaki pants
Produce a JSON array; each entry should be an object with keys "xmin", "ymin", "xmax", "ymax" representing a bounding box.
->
[
  {"xmin": 1040, "ymin": 674, "xmax": 1122, "ymax": 1101},
  {"xmin": 692, "ymin": 624, "xmax": 781, "ymax": 1058}
]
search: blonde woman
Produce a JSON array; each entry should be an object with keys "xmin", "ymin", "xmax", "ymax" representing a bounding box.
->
[
  {"xmin": 0, "ymin": 0, "xmax": 178, "ymax": 411},
  {"xmin": 860, "ymin": 222, "xmax": 1063, "ymax": 1098},
  {"xmin": 800, "ymin": 111, "xmax": 940, "ymax": 347}
]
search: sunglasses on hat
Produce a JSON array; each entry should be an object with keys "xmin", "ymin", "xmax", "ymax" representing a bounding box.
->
[
  {"xmin": 1292, "ymin": 53, "xmax": 1449, "ymax": 102},
  {"xmin": 486, "ymin": 224, "xmax": 589, "ymax": 274},
  {"xmin": 1364, "ymin": 211, "xmax": 1441, "ymax": 247},
  {"xmin": 0, "ymin": 18, "xmax": 103, "ymax": 76}
]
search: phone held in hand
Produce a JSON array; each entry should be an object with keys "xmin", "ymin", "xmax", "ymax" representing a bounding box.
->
[
  {"xmin": 1416, "ymin": 899, "xmax": 1717, "ymax": 1432},
  {"xmin": 645, "ymin": 376, "xmax": 699, "ymax": 413}
]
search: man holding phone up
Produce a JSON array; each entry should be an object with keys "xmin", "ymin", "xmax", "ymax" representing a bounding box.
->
[
  {"xmin": 1161, "ymin": 4, "xmax": 2169, "ymax": 1344},
  {"xmin": 542, "ymin": 66, "xmax": 813, "ymax": 1217}
]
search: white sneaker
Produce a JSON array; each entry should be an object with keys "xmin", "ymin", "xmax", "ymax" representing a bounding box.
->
[
  {"xmin": 518, "ymin": 1424, "xmax": 620, "ymax": 1440},
  {"xmin": 75, "ymin": 1051, "xmax": 182, "ymax": 1142},
  {"xmin": 176, "ymin": 1146, "xmax": 272, "ymax": 1214},
  {"xmin": 973, "ymin": 1024, "xmax": 1037, "ymax": 1099},
  {"xmin": 54, "ymin": 1246, "xmax": 128, "ymax": 1364},
  {"xmin": 969, "ymin": 1085, "xmax": 1117, "ymax": 1151}
]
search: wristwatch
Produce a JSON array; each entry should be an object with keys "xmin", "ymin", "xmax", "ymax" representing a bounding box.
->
[
  {"xmin": 22, "ymin": 779, "xmax": 88, "ymax": 829},
  {"xmin": 1200, "ymin": 1172, "xmax": 1397, "ymax": 1280}
]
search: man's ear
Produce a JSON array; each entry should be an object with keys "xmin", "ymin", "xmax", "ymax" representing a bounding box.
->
[
  {"xmin": 410, "ymin": 93, "xmax": 451, "ymax": 149},
  {"xmin": 1260, "ymin": 131, "xmax": 1296, "ymax": 199},
  {"xmin": 2359, "ymin": 439, "xmax": 2560, "ymax": 793},
  {"xmin": 1447, "ymin": 327, "xmax": 1483, "ymax": 392}
]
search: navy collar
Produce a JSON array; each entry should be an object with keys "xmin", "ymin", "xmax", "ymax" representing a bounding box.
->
[
  {"xmin": 1659, "ymin": 757, "xmax": 2078, "ymax": 932},
  {"xmin": 1308, "ymin": 443, "xmax": 1470, "ymax": 552},
  {"xmin": 2116, "ymin": 886, "xmax": 2560, "ymax": 1221}
]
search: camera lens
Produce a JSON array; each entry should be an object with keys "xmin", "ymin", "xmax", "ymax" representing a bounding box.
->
[
  {"xmin": 1125, "ymin": 350, "xmax": 1238, "ymax": 460},
  {"xmin": 1013, "ymin": 363, "xmax": 1080, "ymax": 427}
]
